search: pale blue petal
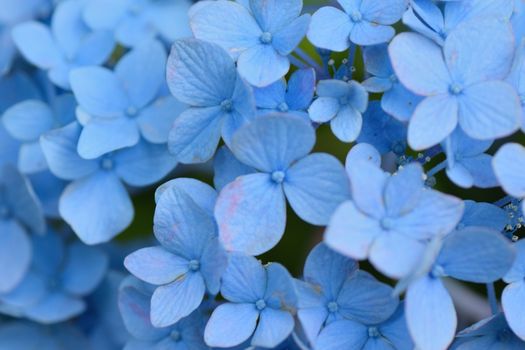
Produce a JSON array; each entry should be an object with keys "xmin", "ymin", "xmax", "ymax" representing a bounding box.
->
[
  {"xmin": 493, "ymin": 143, "xmax": 525, "ymax": 198},
  {"xmin": 12, "ymin": 21, "xmax": 63, "ymax": 69},
  {"xmin": 25, "ymin": 292, "xmax": 85, "ymax": 324},
  {"xmin": 286, "ymin": 68, "xmax": 316, "ymax": 110},
  {"xmin": 362, "ymin": 77, "xmax": 392, "ymax": 93},
  {"xmin": 408, "ymin": 94, "xmax": 458, "ymax": 150},
  {"xmin": 460, "ymin": 200, "xmax": 508, "ymax": 232},
  {"xmin": 324, "ymin": 200, "xmax": 383, "ymax": 260},
  {"xmin": 315, "ymin": 319, "xmax": 368, "ymax": 350},
  {"xmin": 284, "ymin": 153, "xmax": 350, "ymax": 225},
  {"xmin": 215, "ymin": 173, "xmax": 286, "ymax": 255},
  {"xmin": 40, "ymin": 122, "xmax": 99, "ymax": 180},
  {"xmin": 264, "ymin": 262, "xmax": 297, "ymax": 309},
  {"xmin": 115, "ymin": 15, "xmax": 155, "ymax": 48},
  {"xmin": 114, "ymin": 141, "xmax": 177, "ymax": 187},
  {"xmin": 330, "ymin": 105, "xmax": 363, "ymax": 142},
  {"xmin": 253, "ymin": 79, "xmax": 286, "ymax": 109},
  {"xmin": 345, "ymin": 143, "xmax": 382, "ymax": 170},
  {"xmin": 444, "ymin": 0, "xmax": 514, "ymax": 30},
  {"xmin": 154, "ymin": 178, "xmax": 217, "ymax": 214},
  {"xmin": 347, "ymin": 160, "xmax": 387, "ymax": 218},
  {"xmin": 307, "ymin": 7, "xmax": 352, "ymax": 52},
  {"xmin": 446, "ymin": 163, "xmax": 474, "ymax": 189},
  {"xmin": 3, "ymin": 100, "xmax": 54, "ymax": 142},
  {"xmin": 231, "ymin": 115, "xmax": 315, "ymax": 172},
  {"xmin": 167, "ymin": 106, "xmax": 223, "ymax": 164},
  {"xmin": 213, "ymin": 146, "xmax": 255, "ymax": 191},
  {"xmin": 384, "ymin": 163, "xmax": 424, "ymax": 217},
  {"xmin": 458, "ymin": 81, "xmax": 520, "ymax": 140},
  {"xmin": 308, "ymin": 97, "xmax": 340, "ymax": 123},
  {"xmin": 382, "ymin": 84, "xmax": 422, "ymax": 122},
  {"xmin": 190, "ymin": 1, "xmax": 260, "ymax": 60},
  {"xmin": 461, "ymin": 155, "xmax": 498, "ymax": 188},
  {"xmin": 115, "ymin": 40, "xmax": 166, "ymax": 109},
  {"xmin": 0, "ymin": 220, "xmax": 31, "ymax": 293},
  {"xmin": 166, "ymin": 38, "xmax": 237, "ymax": 106},
  {"xmin": 78, "ymin": 117, "xmax": 140, "ymax": 159},
  {"xmin": 200, "ymin": 237, "xmax": 228, "ymax": 295},
  {"xmin": 502, "ymin": 280, "xmax": 525, "ymax": 340},
  {"xmin": 251, "ymin": 308, "xmax": 294, "ymax": 348},
  {"xmin": 154, "ymin": 186, "xmax": 217, "ymax": 259},
  {"xmin": 137, "ymin": 96, "xmax": 186, "ymax": 144},
  {"xmin": 221, "ymin": 76, "xmax": 257, "ymax": 145},
  {"xmin": 18, "ymin": 142, "xmax": 47, "ymax": 174},
  {"xmin": 124, "ymin": 246, "xmax": 189, "ymax": 285},
  {"xmin": 61, "ymin": 242, "xmax": 108, "ymax": 295},
  {"xmin": 237, "ymin": 44, "xmax": 289, "ymax": 87},
  {"xmin": 406, "ymin": 276, "xmax": 457, "ymax": 350},
  {"xmin": 221, "ymin": 253, "xmax": 266, "ymax": 302},
  {"xmin": 82, "ymin": 0, "xmax": 128, "ymax": 30},
  {"xmin": 437, "ymin": 227, "xmax": 514, "ymax": 283},
  {"xmin": 150, "ymin": 272, "xmax": 205, "ymax": 327},
  {"xmin": 74, "ymin": 31, "xmax": 114, "ymax": 66},
  {"xmin": 272, "ymin": 14, "xmax": 310, "ymax": 56},
  {"xmin": 204, "ymin": 302, "xmax": 259, "ymax": 348},
  {"xmin": 350, "ymin": 22, "xmax": 395, "ymax": 46},
  {"xmin": 360, "ymin": 0, "xmax": 408, "ymax": 24},
  {"xmin": 250, "ymin": 0, "xmax": 302, "ymax": 32},
  {"xmin": 389, "ymin": 32, "xmax": 451, "ymax": 95},
  {"xmin": 69, "ymin": 67, "xmax": 128, "ymax": 118},
  {"xmin": 59, "ymin": 171, "xmax": 133, "ymax": 244}
]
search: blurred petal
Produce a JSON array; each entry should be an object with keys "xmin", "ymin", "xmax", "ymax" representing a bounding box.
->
[
  {"xmin": 502, "ymin": 280, "xmax": 525, "ymax": 340},
  {"xmin": 0, "ymin": 220, "xmax": 31, "ymax": 293},
  {"xmin": 61, "ymin": 243, "xmax": 108, "ymax": 295}
]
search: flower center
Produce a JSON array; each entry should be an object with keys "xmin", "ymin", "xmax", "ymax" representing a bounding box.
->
[
  {"xmin": 188, "ymin": 259, "xmax": 200, "ymax": 272},
  {"xmin": 368, "ymin": 327, "xmax": 380, "ymax": 338},
  {"xmin": 271, "ymin": 170, "xmax": 286, "ymax": 183},
  {"xmin": 380, "ymin": 217, "xmax": 394, "ymax": 230},
  {"xmin": 170, "ymin": 330, "xmax": 181, "ymax": 341},
  {"xmin": 255, "ymin": 299, "xmax": 266, "ymax": 311},
  {"xmin": 350, "ymin": 11, "xmax": 362, "ymax": 22},
  {"xmin": 221, "ymin": 99, "xmax": 233, "ymax": 112},
  {"xmin": 100, "ymin": 158, "xmax": 114, "ymax": 170},
  {"xmin": 277, "ymin": 102, "xmax": 289, "ymax": 112},
  {"xmin": 391, "ymin": 141, "xmax": 406, "ymax": 155},
  {"xmin": 449, "ymin": 83, "xmax": 463, "ymax": 95},
  {"xmin": 126, "ymin": 106, "xmax": 138, "ymax": 117},
  {"xmin": 389, "ymin": 74, "xmax": 398, "ymax": 83},
  {"xmin": 260, "ymin": 32, "xmax": 273, "ymax": 44},
  {"xmin": 327, "ymin": 301, "xmax": 339, "ymax": 313},
  {"xmin": 431, "ymin": 264, "xmax": 445, "ymax": 278}
]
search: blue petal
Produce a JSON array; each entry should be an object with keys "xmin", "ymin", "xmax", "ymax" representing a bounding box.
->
[
  {"xmin": 379, "ymin": 304, "xmax": 413, "ymax": 349},
  {"xmin": 61, "ymin": 242, "xmax": 108, "ymax": 295},
  {"xmin": 59, "ymin": 171, "xmax": 133, "ymax": 244},
  {"xmin": 284, "ymin": 153, "xmax": 350, "ymax": 225},
  {"xmin": 40, "ymin": 122, "xmax": 99, "ymax": 180},
  {"xmin": 221, "ymin": 76, "xmax": 257, "ymax": 145},
  {"xmin": 360, "ymin": 0, "xmax": 408, "ymax": 25},
  {"xmin": 190, "ymin": 1, "xmax": 261, "ymax": 60},
  {"xmin": 347, "ymin": 160, "xmax": 388, "ymax": 218},
  {"xmin": 221, "ymin": 252, "xmax": 266, "ymax": 303},
  {"xmin": 78, "ymin": 117, "xmax": 140, "ymax": 159},
  {"xmin": 114, "ymin": 140, "xmax": 177, "ymax": 187},
  {"xmin": 502, "ymin": 280, "xmax": 525, "ymax": 341},
  {"xmin": 307, "ymin": 7, "xmax": 352, "ymax": 52},
  {"xmin": 315, "ymin": 319, "xmax": 368, "ymax": 350},
  {"xmin": 150, "ymin": 271, "xmax": 206, "ymax": 327},
  {"xmin": 25, "ymin": 292, "xmax": 85, "ymax": 324},
  {"xmin": 252, "ymin": 308, "xmax": 294, "ymax": 348},
  {"xmin": 0, "ymin": 220, "xmax": 31, "ymax": 293},
  {"xmin": 406, "ymin": 276, "xmax": 457, "ymax": 350},
  {"xmin": 460, "ymin": 200, "xmax": 508, "ymax": 232},
  {"xmin": 493, "ymin": 143, "xmax": 525, "ymax": 199},
  {"xmin": 337, "ymin": 271, "xmax": 398, "ymax": 324},
  {"xmin": 458, "ymin": 81, "xmax": 520, "ymax": 140},
  {"xmin": 125, "ymin": 246, "xmax": 189, "ymax": 285},
  {"xmin": 115, "ymin": 40, "xmax": 166, "ymax": 109},
  {"xmin": 308, "ymin": 97, "xmax": 340, "ymax": 123},
  {"xmin": 437, "ymin": 227, "xmax": 514, "ymax": 283},
  {"xmin": 382, "ymin": 84, "xmax": 422, "ymax": 122},
  {"xmin": 3, "ymin": 100, "xmax": 54, "ymax": 142},
  {"xmin": 115, "ymin": 15, "xmax": 155, "ymax": 48},
  {"xmin": 12, "ymin": 21, "xmax": 63, "ymax": 69},
  {"xmin": 167, "ymin": 106, "xmax": 223, "ymax": 164},
  {"xmin": 231, "ymin": 115, "xmax": 315, "ymax": 172},
  {"xmin": 154, "ymin": 178, "xmax": 217, "ymax": 213},
  {"xmin": 253, "ymin": 79, "xmax": 286, "ymax": 109},
  {"xmin": 460, "ymin": 155, "xmax": 498, "ymax": 188},
  {"xmin": 330, "ymin": 106, "xmax": 363, "ymax": 142},
  {"xmin": 345, "ymin": 143, "xmax": 382, "ymax": 170},
  {"xmin": 200, "ymin": 237, "xmax": 228, "ymax": 295},
  {"xmin": 286, "ymin": 68, "xmax": 316, "ymax": 111},
  {"xmin": 389, "ymin": 32, "xmax": 451, "ymax": 96},
  {"xmin": 204, "ymin": 302, "xmax": 259, "ymax": 348},
  {"xmin": 272, "ymin": 14, "xmax": 310, "ymax": 56},
  {"xmin": 213, "ymin": 146, "xmax": 255, "ymax": 191},
  {"xmin": 384, "ymin": 163, "xmax": 424, "ymax": 217},
  {"xmin": 237, "ymin": 44, "xmax": 290, "ymax": 87},
  {"xmin": 82, "ymin": 0, "xmax": 128, "ymax": 30},
  {"xmin": 362, "ymin": 44, "xmax": 393, "ymax": 78},
  {"xmin": 18, "ymin": 142, "xmax": 48, "ymax": 174},
  {"xmin": 264, "ymin": 262, "xmax": 297, "ymax": 309},
  {"xmin": 0, "ymin": 271, "xmax": 46, "ymax": 308},
  {"xmin": 350, "ymin": 21, "xmax": 395, "ymax": 46},
  {"xmin": 136, "ymin": 96, "xmax": 186, "ymax": 144},
  {"xmin": 408, "ymin": 94, "xmax": 458, "ymax": 150},
  {"xmin": 166, "ymin": 38, "xmax": 237, "ymax": 106},
  {"xmin": 215, "ymin": 173, "xmax": 286, "ymax": 255},
  {"xmin": 69, "ymin": 67, "xmax": 128, "ymax": 118}
]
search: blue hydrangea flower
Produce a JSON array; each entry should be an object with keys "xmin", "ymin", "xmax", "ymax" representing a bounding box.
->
[
  {"xmin": 325, "ymin": 161, "xmax": 464, "ymax": 279},
  {"xmin": 2, "ymin": 94, "xmax": 76, "ymax": 174},
  {"xmin": 70, "ymin": 40, "xmax": 184, "ymax": 159},
  {"xmin": 493, "ymin": 143, "xmax": 525, "ymax": 215},
  {"xmin": 253, "ymin": 68, "xmax": 315, "ymax": 119},
  {"xmin": 0, "ymin": 0, "xmax": 51, "ymax": 75},
  {"xmin": 0, "ymin": 231, "xmax": 108, "ymax": 324},
  {"xmin": 315, "ymin": 304, "xmax": 413, "ymax": 350},
  {"xmin": 389, "ymin": 19, "xmax": 521, "ymax": 150},
  {"xmin": 403, "ymin": 0, "xmax": 514, "ymax": 46},
  {"xmin": 82, "ymin": 0, "xmax": 193, "ymax": 48},
  {"xmin": 308, "ymin": 79, "xmax": 368, "ymax": 142},
  {"xmin": 402, "ymin": 227, "xmax": 514, "ymax": 350},
  {"xmin": 12, "ymin": 0, "xmax": 115, "ymax": 89},
  {"xmin": 204, "ymin": 253, "xmax": 297, "ymax": 348},
  {"xmin": 362, "ymin": 44, "xmax": 422, "ymax": 122},
  {"xmin": 308, "ymin": 0, "xmax": 408, "ymax": 50},
  {"xmin": 166, "ymin": 38, "xmax": 255, "ymax": 164},
  {"xmin": 502, "ymin": 239, "xmax": 525, "ymax": 341},
  {"xmin": 190, "ymin": 0, "xmax": 311, "ymax": 87},
  {"xmin": 295, "ymin": 243, "xmax": 399, "ymax": 345},
  {"xmin": 442, "ymin": 128, "xmax": 498, "ymax": 189},
  {"xmin": 215, "ymin": 115, "xmax": 351, "ymax": 255},
  {"xmin": 40, "ymin": 122, "xmax": 177, "ymax": 244},
  {"xmin": 119, "ymin": 276, "xmax": 210, "ymax": 350},
  {"xmin": 124, "ymin": 181, "xmax": 227, "ymax": 327},
  {"xmin": 453, "ymin": 313, "xmax": 525, "ymax": 349},
  {"xmin": 0, "ymin": 166, "xmax": 45, "ymax": 294},
  {"xmin": 356, "ymin": 101, "xmax": 407, "ymax": 155}
]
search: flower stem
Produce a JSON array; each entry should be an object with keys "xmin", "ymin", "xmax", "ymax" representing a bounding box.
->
[
  {"xmin": 427, "ymin": 160, "xmax": 447, "ymax": 177},
  {"xmin": 486, "ymin": 282, "xmax": 499, "ymax": 315}
]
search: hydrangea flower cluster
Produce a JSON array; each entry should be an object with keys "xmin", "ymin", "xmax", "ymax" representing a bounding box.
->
[{"xmin": 0, "ymin": 0, "xmax": 525, "ymax": 349}]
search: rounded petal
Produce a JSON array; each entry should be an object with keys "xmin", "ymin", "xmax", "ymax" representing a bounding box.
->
[
  {"xmin": 237, "ymin": 45, "xmax": 290, "ymax": 87},
  {"xmin": 315, "ymin": 319, "xmax": 368, "ymax": 350},
  {"xmin": 204, "ymin": 302, "xmax": 259, "ymax": 348},
  {"xmin": 502, "ymin": 280, "xmax": 525, "ymax": 341},
  {"xmin": 124, "ymin": 247, "xmax": 189, "ymax": 285},
  {"xmin": 221, "ymin": 253, "xmax": 266, "ymax": 303},
  {"xmin": 350, "ymin": 22, "xmax": 395, "ymax": 46},
  {"xmin": 12, "ymin": 21, "xmax": 62, "ymax": 69},
  {"xmin": 251, "ymin": 308, "xmax": 294, "ymax": 348},
  {"xmin": 61, "ymin": 243, "xmax": 108, "ymax": 296},
  {"xmin": 308, "ymin": 97, "xmax": 340, "ymax": 123},
  {"xmin": 330, "ymin": 106, "xmax": 363, "ymax": 142},
  {"xmin": 307, "ymin": 7, "xmax": 352, "ymax": 52},
  {"xmin": 0, "ymin": 220, "xmax": 31, "ymax": 293},
  {"xmin": 3, "ymin": 100, "xmax": 54, "ymax": 142},
  {"xmin": 25, "ymin": 292, "xmax": 85, "ymax": 324},
  {"xmin": 493, "ymin": 143, "xmax": 525, "ymax": 198},
  {"xmin": 136, "ymin": 96, "xmax": 186, "ymax": 144}
]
